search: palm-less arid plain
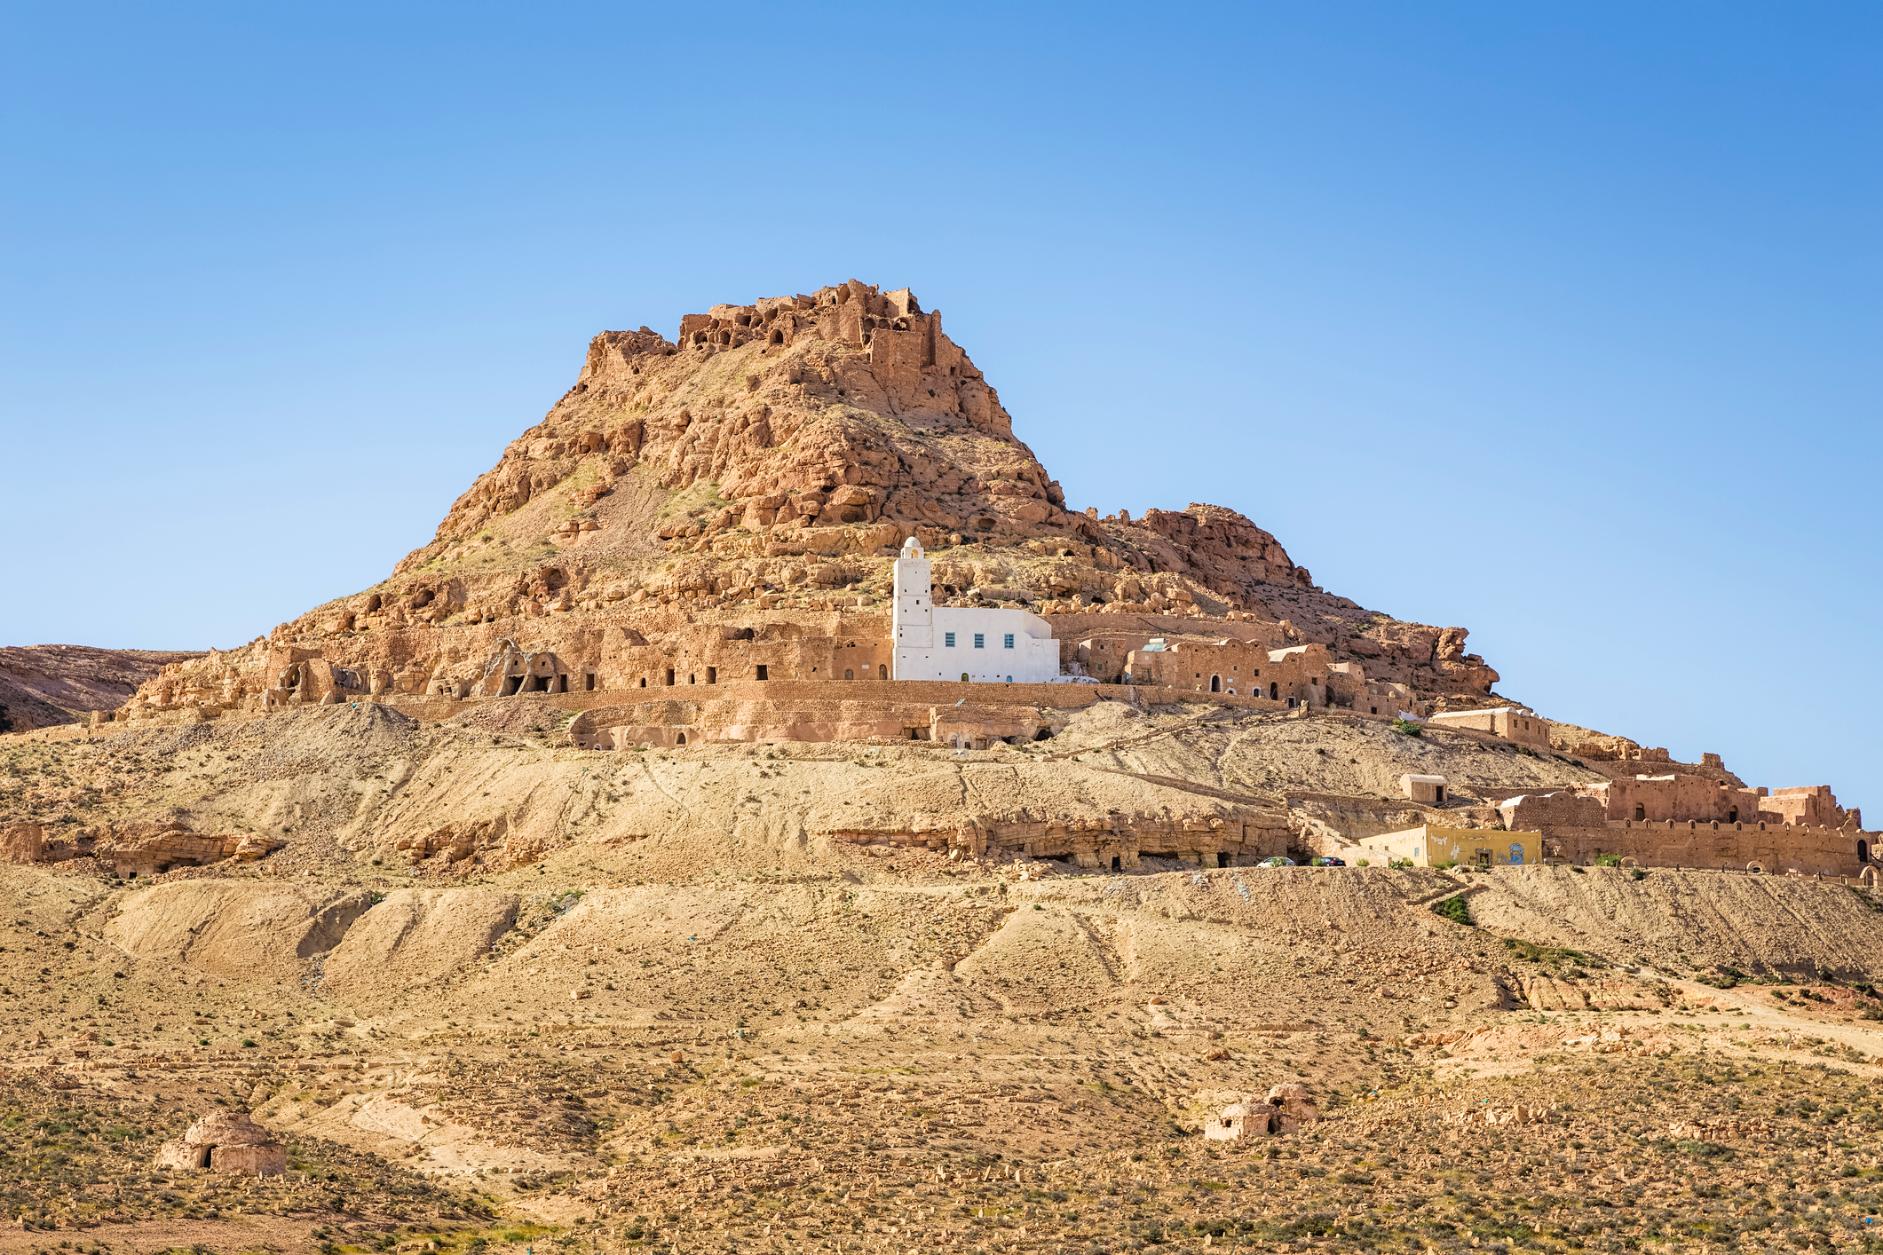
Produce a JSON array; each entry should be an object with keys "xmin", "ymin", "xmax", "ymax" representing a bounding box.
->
[{"xmin": 3, "ymin": 281, "xmax": 1880, "ymax": 1254}]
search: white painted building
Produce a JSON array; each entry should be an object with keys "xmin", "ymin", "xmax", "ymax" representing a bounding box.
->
[{"xmin": 890, "ymin": 537, "xmax": 1061, "ymax": 683}]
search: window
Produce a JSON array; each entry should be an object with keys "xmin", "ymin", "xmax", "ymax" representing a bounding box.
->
[
  {"xmin": 944, "ymin": 631, "xmax": 956, "ymax": 647},
  {"xmin": 1003, "ymin": 633, "xmax": 1014, "ymax": 649},
  {"xmin": 973, "ymin": 633, "xmax": 985, "ymax": 649},
  {"xmin": 755, "ymin": 664, "xmax": 769, "ymax": 681}
]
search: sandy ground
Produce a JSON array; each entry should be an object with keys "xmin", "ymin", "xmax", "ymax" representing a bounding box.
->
[{"xmin": 3, "ymin": 703, "xmax": 1882, "ymax": 1251}]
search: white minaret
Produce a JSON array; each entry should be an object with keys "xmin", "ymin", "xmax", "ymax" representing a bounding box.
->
[{"xmin": 891, "ymin": 536, "xmax": 932, "ymax": 679}]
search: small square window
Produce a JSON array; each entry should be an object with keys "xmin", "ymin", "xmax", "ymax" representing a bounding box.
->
[
  {"xmin": 973, "ymin": 633, "xmax": 985, "ymax": 649},
  {"xmin": 944, "ymin": 631, "xmax": 956, "ymax": 647},
  {"xmin": 1003, "ymin": 633, "xmax": 1015, "ymax": 649}
]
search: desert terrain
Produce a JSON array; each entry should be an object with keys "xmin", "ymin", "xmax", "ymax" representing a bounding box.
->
[
  {"xmin": 4, "ymin": 282, "xmax": 1880, "ymax": 1253},
  {"xmin": 4, "ymin": 699, "xmax": 1882, "ymax": 1252}
]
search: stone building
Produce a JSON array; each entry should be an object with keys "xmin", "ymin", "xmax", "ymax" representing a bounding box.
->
[
  {"xmin": 1758, "ymin": 785, "xmax": 1861, "ymax": 830},
  {"xmin": 1203, "ymin": 1083, "xmax": 1319, "ymax": 1141},
  {"xmin": 155, "ymin": 1112, "xmax": 286, "ymax": 1175},
  {"xmin": 477, "ymin": 640, "xmax": 575, "ymax": 696},
  {"xmin": 1124, "ymin": 637, "xmax": 1322, "ymax": 703},
  {"xmin": 1593, "ymin": 774, "xmax": 1762, "ymax": 825},
  {"xmin": 1425, "ymin": 706, "xmax": 1550, "ymax": 748},
  {"xmin": 1119, "ymin": 637, "xmax": 1414, "ymax": 715}
]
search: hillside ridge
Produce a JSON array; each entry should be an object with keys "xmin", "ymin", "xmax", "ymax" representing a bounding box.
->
[{"xmin": 112, "ymin": 280, "xmax": 1499, "ymax": 722}]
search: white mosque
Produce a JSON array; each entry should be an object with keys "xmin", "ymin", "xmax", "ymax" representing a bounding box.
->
[{"xmin": 890, "ymin": 537, "xmax": 1062, "ymax": 683}]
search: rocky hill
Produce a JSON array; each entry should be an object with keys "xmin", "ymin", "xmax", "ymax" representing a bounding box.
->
[
  {"xmin": 0, "ymin": 645, "xmax": 200, "ymax": 732},
  {"xmin": 117, "ymin": 281, "xmax": 1497, "ymax": 720},
  {"xmin": 5, "ymin": 282, "xmax": 1879, "ymax": 1253}
]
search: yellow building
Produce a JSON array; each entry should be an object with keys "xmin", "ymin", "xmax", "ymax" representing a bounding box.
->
[{"xmin": 1359, "ymin": 823, "xmax": 1540, "ymax": 868}]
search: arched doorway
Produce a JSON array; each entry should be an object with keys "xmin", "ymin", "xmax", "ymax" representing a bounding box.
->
[
  {"xmin": 1860, "ymin": 838, "xmax": 1871, "ymax": 865},
  {"xmin": 878, "ymin": 664, "xmax": 888, "ymax": 680},
  {"xmin": 1209, "ymin": 674, "xmax": 1221, "ymax": 693}
]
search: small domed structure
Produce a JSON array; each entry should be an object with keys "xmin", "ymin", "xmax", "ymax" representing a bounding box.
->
[{"xmin": 155, "ymin": 1111, "xmax": 286, "ymax": 1175}]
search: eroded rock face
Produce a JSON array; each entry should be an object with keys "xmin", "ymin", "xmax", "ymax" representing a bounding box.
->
[
  {"xmin": 114, "ymin": 281, "xmax": 1503, "ymax": 723},
  {"xmin": 0, "ymin": 821, "xmax": 278, "ymax": 875},
  {"xmin": 0, "ymin": 645, "xmax": 202, "ymax": 732}
]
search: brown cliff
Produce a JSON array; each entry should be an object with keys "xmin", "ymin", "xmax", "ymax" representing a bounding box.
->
[
  {"xmin": 0, "ymin": 645, "xmax": 202, "ymax": 732},
  {"xmin": 114, "ymin": 281, "xmax": 1497, "ymax": 721}
]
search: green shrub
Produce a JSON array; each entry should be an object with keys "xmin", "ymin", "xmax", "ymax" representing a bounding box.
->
[
  {"xmin": 1389, "ymin": 717, "xmax": 1423, "ymax": 737},
  {"xmin": 1431, "ymin": 894, "xmax": 1474, "ymax": 927},
  {"xmin": 1594, "ymin": 853, "xmax": 1623, "ymax": 868}
]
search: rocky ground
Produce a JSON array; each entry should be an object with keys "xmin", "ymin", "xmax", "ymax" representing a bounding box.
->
[
  {"xmin": 3, "ymin": 281, "xmax": 1877, "ymax": 1250},
  {"xmin": 3, "ymin": 704, "xmax": 1882, "ymax": 1252},
  {"xmin": 0, "ymin": 646, "xmax": 200, "ymax": 734}
]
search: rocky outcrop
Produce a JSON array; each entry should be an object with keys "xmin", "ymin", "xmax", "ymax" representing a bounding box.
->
[
  {"xmin": 0, "ymin": 645, "xmax": 201, "ymax": 732},
  {"xmin": 114, "ymin": 281, "xmax": 1507, "ymax": 723},
  {"xmin": 0, "ymin": 820, "xmax": 279, "ymax": 875}
]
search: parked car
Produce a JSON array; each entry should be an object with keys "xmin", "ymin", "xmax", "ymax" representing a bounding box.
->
[
  {"xmin": 1310, "ymin": 856, "xmax": 1346, "ymax": 867},
  {"xmin": 1256, "ymin": 855, "xmax": 1297, "ymax": 868}
]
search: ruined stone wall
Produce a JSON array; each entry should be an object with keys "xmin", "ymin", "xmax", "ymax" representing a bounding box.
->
[
  {"xmin": 1759, "ymin": 785, "xmax": 1860, "ymax": 830},
  {"xmin": 576, "ymin": 697, "xmax": 938, "ymax": 750},
  {"xmin": 1595, "ymin": 774, "xmax": 1764, "ymax": 825},
  {"xmin": 1426, "ymin": 708, "xmax": 1550, "ymax": 749},
  {"xmin": 1537, "ymin": 820, "xmax": 1873, "ymax": 876},
  {"xmin": 1126, "ymin": 640, "xmax": 1335, "ymax": 704},
  {"xmin": 1497, "ymin": 791, "xmax": 1608, "ymax": 831}
]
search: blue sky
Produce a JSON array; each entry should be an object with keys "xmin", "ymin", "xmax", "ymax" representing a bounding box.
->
[{"xmin": 3, "ymin": 3, "xmax": 1878, "ymax": 811}]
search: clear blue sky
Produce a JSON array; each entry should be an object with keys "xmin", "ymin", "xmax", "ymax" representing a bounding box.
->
[{"xmin": 3, "ymin": 3, "xmax": 1878, "ymax": 811}]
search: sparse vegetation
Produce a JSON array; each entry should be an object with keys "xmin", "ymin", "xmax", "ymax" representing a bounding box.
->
[{"xmin": 1430, "ymin": 893, "xmax": 1474, "ymax": 926}]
